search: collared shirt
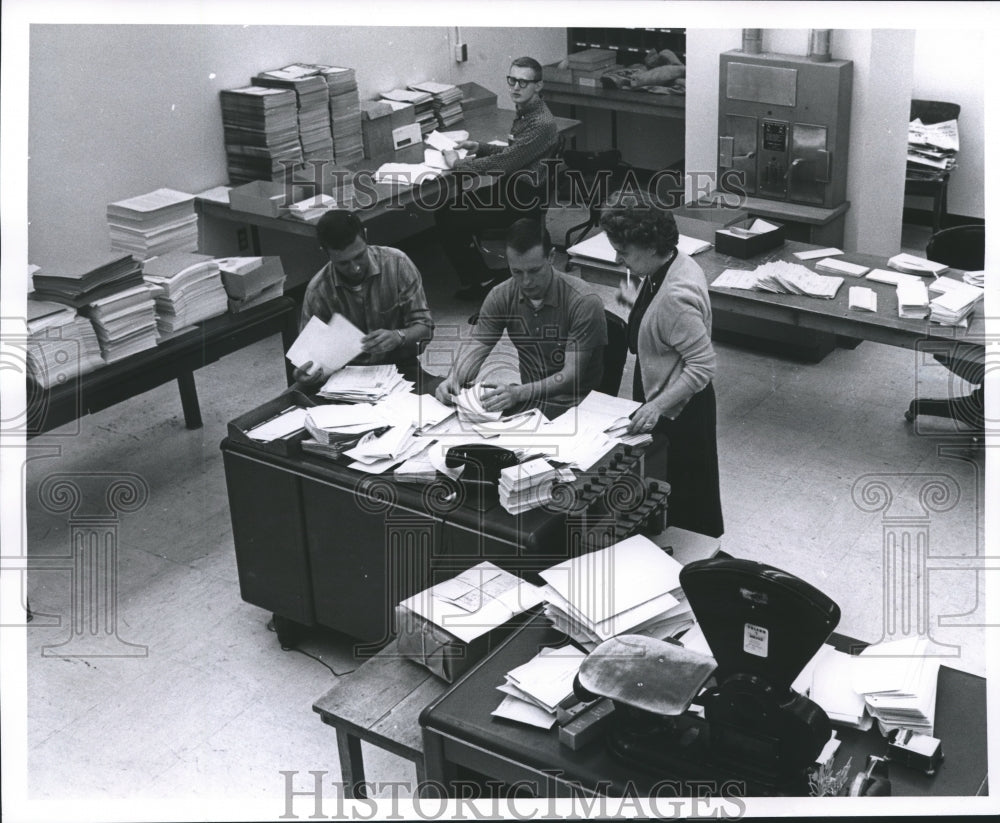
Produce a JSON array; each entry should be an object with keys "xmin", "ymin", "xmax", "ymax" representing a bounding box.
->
[
  {"xmin": 473, "ymin": 269, "xmax": 607, "ymax": 406},
  {"xmin": 301, "ymin": 245, "xmax": 433, "ymax": 367},
  {"xmin": 454, "ymin": 96, "xmax": 558, "ymax": 185}
]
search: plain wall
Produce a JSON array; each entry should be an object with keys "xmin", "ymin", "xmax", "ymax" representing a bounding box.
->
[{"xmin": 26, "ymin": 25, "xmax": 566, "ymax": 268}]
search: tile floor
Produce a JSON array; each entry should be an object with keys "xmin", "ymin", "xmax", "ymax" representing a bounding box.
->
[{"xmin": 17, "ymin": 217, "xmax": 990, "ymax": 810}]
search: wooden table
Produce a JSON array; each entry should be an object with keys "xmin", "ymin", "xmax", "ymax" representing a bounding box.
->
[{"xmin": 27, "ymin": 296, "xmax": 297, "ymax": 437}]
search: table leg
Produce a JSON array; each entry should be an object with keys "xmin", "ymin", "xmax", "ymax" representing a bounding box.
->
[
  {"xmin": 176, "ymin": 372, "xmax": 203, "ymax": 429},
  {"xmin": 250, "ymin": 225, "xmax": 262, "ymax": 256},
  {"xmin": 281, "ymin": 307, "xmax": 298, "ymax": 386},
  {"xmin": 336, "ymin": 730, "xmax": 367, "ymax": 799}
]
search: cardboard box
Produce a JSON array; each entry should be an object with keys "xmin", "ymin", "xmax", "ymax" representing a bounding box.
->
[
  {"xmin": 227, "ymin": 390, "xmax": 316, "ymax": 457},
  {"xmin": 542, "ymin": 62, "xmax": 573, "ymax": 84},
  {"xmin": 714, "ymin": 220, "xmax": 786, "ymax": 258},
  {"xmin": 219, "ymin": 256, "xmax": 286, "ymax": 300},
  {"xmin": 361, "ymin": 100, "xmax": 417, "ymax": 160},
  {"xmin": 228, "ymin": 180, "xmax": 292, "ymax": 218},
  {"xmin": 392, "ymin": 122, "xmax": 425, "ymax": 164},
  {"xmin": 394, "ymin": 604, "xmax": 522, "ymax": 683},
  {"xmin": 573, "ymin": 67, "xmax": 611, "ymax": 88}
]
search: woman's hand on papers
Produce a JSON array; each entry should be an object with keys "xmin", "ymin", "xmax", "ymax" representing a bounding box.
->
[
  {"xmin": 627, "ymin": 401, "xmax": 664, "ymax": 435},
  {"xmin": 361, "ymin": 328, "xmax": 403, "ymax": 355},
  {"xmin": 481, "ymin": 383, "xmax": 524, "ymax": 413},
  {"xmin": 292, "ymin": 360, "xmax": 327, "ymax": 387}
]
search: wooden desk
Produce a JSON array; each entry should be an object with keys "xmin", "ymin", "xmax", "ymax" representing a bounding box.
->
[
  {"xmin": 198, "ymin": 106, "xmax": 580, "ymax": 267},
  {"xmin": 27, "ymin": 297, "xmax": 297, "ymax": 437},
  {"xmin": 420, "ymin": 614, "xmax": 989, "ymax": 798}
]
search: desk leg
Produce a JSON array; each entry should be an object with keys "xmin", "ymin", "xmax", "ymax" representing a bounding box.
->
[
  {"xmin": 176, "ymin": 372, "xmax": 203, "ymax": 429},
  {"xmin": 281, "ymin": 306, "xmax": 298, "ymax": 386},
  {"xmin": 250, "ymin": 225, "xmax": 262, "ymax": 256},
  {"xmin": 336, "ymin": 730, "xmax": 367, "ymax": 799}
]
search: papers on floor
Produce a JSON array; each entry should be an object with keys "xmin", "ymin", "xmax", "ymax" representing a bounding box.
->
[
  {"xmin": 498, "ymin": 457, "xmax": 558, "ymax": 514},
  {"xmin": 286, "ymin": 314, "xmax": 364, "ymax": 374},
  {"xmin": 87, "ymin": 284, "xmax": 160, "ymax": 363},
  {"xmin": 454, "ymin": 384, "xmax": 503, "ymax": 425},
  {"xmin": 317, "ymin": 364, "xmax": 412, "ymax": 403},
  {"xmin": 25, "ymin": 300, "xmax": 105, "ymax": 387},
  {"xmin": 142, "ymin": 252, "xmax": 228, "ymax": 334},
  {"xmin": 794, "ymin": 247, "xmax": 844, "ymax": 261},
  {"xmin": 896, "ymin": 280, "xmax": 929, "ymax": 319},
  {"xmin": 887, "ymin": 252, "xmax": 949, "ymax": 277},
  {"xmin": 850, "ymin": 637, "xmax": 940, "ymax": 736},
  {"xmin": 814, "ymin": 257, "xmax": 870, "ymax": 277},
  {"xmin": 401, "ymin": 561, "xmax": 544, "ymax": 645},
  {"xmin": 539, "ymin": 535, "xmax": 693, "ymax": 651},
  {"xmin": 927, "ymin": 278, "xmax": 983, "ymax": 326},
  {"xmin": 848, "ymin": 286, "xmax": 877, "ymax": 312},
  {"xmin": 107, "ymin": 188, "xmax": 198, "ymax": 260},
  {"xmin": 493, "ymin": 646, "xmax": 587, "ymax": 729}
]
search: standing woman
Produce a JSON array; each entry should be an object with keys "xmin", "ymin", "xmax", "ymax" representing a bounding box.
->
[{"xmin": 599, "ymin": 190, "xmax": 723, "ymax": 538}]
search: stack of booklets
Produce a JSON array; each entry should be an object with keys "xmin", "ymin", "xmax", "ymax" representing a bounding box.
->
[
  {"xmin": 313, "ymin": 65, "xmax": 364, "ymax": 165},
  {"xmin": 381, "ymin": 88, "xmax": 437, "ymax": 135},
  {"xmin": 896, "ymin": 280, "xmax": 930, "ymax": 319},
  {"xmin": 25, "ymin": 299, "xmax": 104, "ymax": 387},
  {"xmin": 317, "ymin": 364, "xmax": 412, "ymax": 403},
  {"xmin": 409, "ymin": 81, "xmax": 464, "ymax": 128},
  {"xmin": 907, "ymin": 118, "xmax": 958, "ymax": 180},
  {"xmin": 498, "ymin": 457, "xmax": 558, "ymax": 514},
  {"xmin": 538, "ymin": 535, "xmax": 693, "ymax": 651},
  {"xmin": 453, "ymin": 384, "xmax": 503, "ymax": 426},
  {"xmin": 219, "ymin": 85, "xmax": 302, "ymax": 183},
  {"xmin": 141, "ymin": 252, "xmax": 228, "ymax": 334},
  {"xmin": 253, "ymin": 65, "xmax": 333, "ymax": 163},
  {"xmin": 927, "ymin": 278, "xmax": 983, "ymax": 326},
  {"xmin": 31, "ymin": 253, "xmax": 144, "ymax": 308},
  {"xmin": 107, "ymin": 189, "xmax": 198, "ymax": 260},
  {"xmin": 887, "ymin": 252, "xmax": 949, "ymax": 277},
  {"xmin": 492, "ymin": 646, "xmax": 587, "ymax": 729},
  {"xmin": 849, "ymin": 636, "xmax": 940, "ymax": 736},
  {"xmin": 216, "ymin": 256, "xmax": 286, "ymax": 313},
  {"xmin": 87, "ymin": 284, "xmax": 160, "ymax": 363}
]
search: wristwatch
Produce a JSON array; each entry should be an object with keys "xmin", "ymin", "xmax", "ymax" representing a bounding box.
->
[{"xmin": 395, "ymin": 329, "xmax": 406, "ymax": 347}]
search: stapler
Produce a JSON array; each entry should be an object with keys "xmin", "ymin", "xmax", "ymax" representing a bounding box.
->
[{"xmin": 573, "ymin": 557, "xmax": 841, "ymax": 794}]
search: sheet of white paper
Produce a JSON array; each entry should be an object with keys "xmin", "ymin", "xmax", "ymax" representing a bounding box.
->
[
  {"xmin": 748, "ymin": 218, "xmax": 780, "ymax": 233},
  {"xmin": 848, "ymin": 287, "xmax": 878, "ymax": 312},
  {"xmin": 794, "ymin": 247, "xmax": 844, "ymax": 260},
  {"xmin": 491, "ymin": 694, "xmax": 556, "ymax": 728},
  {"xmin": 285, "ymin": 314, "xmax": 364, "ymax": 373},
  {"xmin": 245, "ymin": 407, "xmax": 309, "ymax": 442}
]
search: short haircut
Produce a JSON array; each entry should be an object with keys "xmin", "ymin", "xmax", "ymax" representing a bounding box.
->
[
  {"xmin": 505, "ymin": 218, "xmax": 552, "ymax": 256},
  {"xmin": 510, "ymin": 56, "xmax": 543, "ymax": 81},
  {"xmin": 316, "ymin": 210, "xmax": 364, "ymax": 251},
  {"xmin": 599, "ymin": 189, "xmax": 679, "ymax": 257}
]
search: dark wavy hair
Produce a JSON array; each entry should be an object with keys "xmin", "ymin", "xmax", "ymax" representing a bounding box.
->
[
  {"xmin": 316, "ymin": 210, "xmax": 364, "ymax": 251},
  {"xmin": 599, "ymin": 189, "xmax": 679, "ymax": 256}
]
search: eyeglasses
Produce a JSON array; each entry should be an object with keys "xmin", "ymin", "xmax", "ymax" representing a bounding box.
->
[{"xmin": 506, "ymin": 75, "xmax": 539, "ymax": 89}]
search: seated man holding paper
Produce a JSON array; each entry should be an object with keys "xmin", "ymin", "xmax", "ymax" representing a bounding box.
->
[
  {"xmin": 434, "ymin": 218, "xmax": 607, "ymax": 419},
  {"xmin": 293, "ymin": 209, "xmax": 439, "ymax": 393}
]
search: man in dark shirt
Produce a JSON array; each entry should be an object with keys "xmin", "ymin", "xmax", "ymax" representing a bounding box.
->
[
  {"xmin": 436, "ymin": 56, "xmax": 559, "ymax": 300},
  {"xmin": 295, "ymin": 210, "xmax": 439, "ymax": 393},
  {"xmin": 435, "ymin": 219, "xmax": 607, "ymax": 419}
]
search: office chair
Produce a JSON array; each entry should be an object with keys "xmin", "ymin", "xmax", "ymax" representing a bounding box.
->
[
  {"xmin": 904, "ymin": 224, "xmax": 984, "ymax": 432},
  {"xmin": 905, "ymin": 100, "xmax": 960, "ymax": 234},
  {"xmin": 561, "ymin": 149, "xmax": 633, "ymax": 251}
]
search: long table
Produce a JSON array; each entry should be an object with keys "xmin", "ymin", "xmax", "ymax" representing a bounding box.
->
[
  {"xmin": 198, "ymin": 105, "xmax": 581, "ymax": 269},
  {"xmin": 27, "ymin": 297, "xmax": 297, "ymax": 437}
]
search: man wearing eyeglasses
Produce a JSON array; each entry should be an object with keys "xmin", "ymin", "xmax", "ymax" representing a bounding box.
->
[
  {"xmin": 294, "ymin": 209, "xmax": 439, "ymax": 393},
  {"xmin": 436, "ymin": 56, "xmax": 559, "ymax": 301}
]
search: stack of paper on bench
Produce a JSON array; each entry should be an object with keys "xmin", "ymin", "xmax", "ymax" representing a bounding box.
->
[
  {"xmin": 927, "ymin": 278, "xmax": 983, "ymax": 326},
  {"xmin": 142, "ymin": 252, "xmax": 228, "ymax": 334},
  {"xmin": 317, "ymin": 364, "xmax": 412, "ymax": 403},
  {"xmin": 454, "ymin": 384, "xmax": 503, "ymax": 426},
  {"xmin": 896, "ymin": 280, "xmax": 930, "ymax": 319},
  {"xmin": 409, "ymin": 81, "xmax": 464, "ymax": 127},
  {"xmin": 107, "ymin": 188, "xmax": 198, "ymax": 260},
  {"xmin": 850, "ymin": 636, "xmax": 940, "ymax": 735},
  {"xmin": 286, "ymin": 314, "xmax": 364, "ymax": 376},
  {"xmin": 887, "ymin": 253, "xmax": 949, "ymax": 277},
  {"xmin": 493, "ymin": 646, "xmax": 587, "ymax": 729},
  {"xmin": 312, "ymin": 66, "xmax": 363, "ymax": 165},
  {"xmin": 87, "ymin": 284, "xmax": 160, "ymax": 363},
  {"xmin": 31, "ymin": 253, "xmax": 144, "ymax": 309},
  {"xmin": 498, "ymin": 457, "xmax": 558, "ymax": 514},
  {"xmin": 752, "ymin": 261, "xmax": 843, "ymax": 299},
  {"xmin": 216, "ymin": 256, "xmax": 286, "ymax": 312},
  {"xmin": 539, "ymin": 535, "xmax": 692, "ymax": 651},
  {"xmin": 25, "ymin": 300, "xmax": 104, "ymax": 387}
]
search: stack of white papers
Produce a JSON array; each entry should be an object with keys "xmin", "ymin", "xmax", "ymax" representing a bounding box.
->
[
  {"xmin": 342, "ymin": 424, "xmax": 428, "ymax": 472},
  {"xmin": 866, "ymin": 269, "xmax": 922, "ymax": 287},
  {"xmin": 927, "ymin": 278, "xmax": 983, "ymax": 326},
  {"xmin": 25, "ymin": 300, "xmax": 104, "ymax": 387},
  {"xmin": 815, "ymin": 258, "xmax": 870, "ymax": 277},
  {"xmin": 87, "ymin": 284, "xmax": 160, "ymax": 362},
  {"xmin": 286, "ymin": 193, "xmax": 340, "ymax": 223},
  {"xmin": 107, "ymin": 188, "xmax": 198, "ymax": 261},
  {"xmin": 806, "ymin": 646, "xmax": 872, "ymax": 729},
  {"xmin": 318, "ymin": 364, "xmax": 412, "ymax": 403},
  {"xmin": 963, "ymin": 270, "xmax": 984, "ymax": 287},
  {"xmin": 373, "ymin": 162, "xmax": 447, "ymax": 186},
  {"xmin": 539, "ymin": 535, "xmax": 693, "ymax": 651},
  {"xmin": 848, "ymin": 286, "xmax": 877, "ymax": 312},
  {"xmin": 142, "ymin": 252, "xmax": 228, "ymax": 334},
  {"xmin": 753, "ymin": 261, "xmax": 844, "ymax": 299},
  {"xmin": 498, "ymin": 457, "xmax": 558, "ymax": 514},
  {"xmin": 896, "ymin": 280, "xmax": 930, "ymax": 319},
  {"xmin": 712, "ymin": 268, "xmax": 762, "ymax": 290},
  {"xmin": 493, "ymin": 646, "xmax": 587, "ymax": 729},
  {"xmin": 303, "ymin": 403, "xmax": 390, "ymax": 441},
  {"xmin": 887, "ymin": 253, "xmax": 949, "ymax": 277},
  {"xmin": 245, "ymin": 406, "xmax": 310, "ymax": 442},
  {"xmin": 286, "ymin": 314, "xmax": 364, "ymax": 375},
  {"xmin": 454, "ymin": 384, "xmax": 503, "ymax": 426},
  {"xmin": 794, "ymin": 247, "xmax": 844, "ymax": 261},
  {"xmin": 850, "ymin": 637, "xmax": 940, "ymax": 736}
]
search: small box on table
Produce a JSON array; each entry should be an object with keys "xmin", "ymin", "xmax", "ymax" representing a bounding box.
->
[{"xmin": 714, "ymin": 218, "xmax": 786, "ymax": 259}]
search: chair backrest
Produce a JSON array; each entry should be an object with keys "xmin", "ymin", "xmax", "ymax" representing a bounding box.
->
[
  {"xmin": 599, "ymin": 309, "xmax": 629, "ymax": 397},
  {"xmin": 926, "ymin": 224, "xmax": 985, "ymax": 270},
  {"xmin": 910, "ymin": 99, "xmax": 961, "ymax": 125}
]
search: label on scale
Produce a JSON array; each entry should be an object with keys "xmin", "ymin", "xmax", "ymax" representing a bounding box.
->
[{"xmin": 743, "ymin": 623, "xmax": 769, "ymax": 657}]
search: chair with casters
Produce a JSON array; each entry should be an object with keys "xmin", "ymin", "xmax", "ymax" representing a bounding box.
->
[
  {"xmin": 903, "ymin": 224, "xmax": 985, "ymax": 432},
  {"xmin": 561, "ymin": 149, "xmax": 634, "ymax": 251},
  {"xmin": 905, "ymin": 100, "xmax": 960, "ymax": 234}
]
